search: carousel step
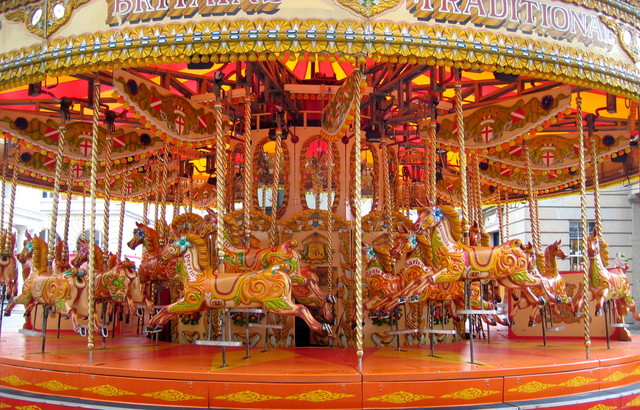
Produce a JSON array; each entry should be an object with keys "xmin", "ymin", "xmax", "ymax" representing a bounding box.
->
[
  {"xmin": 195, "ymin": 340, "xmax": 243, "ymax": 347},
  {"xmin": 457, "ymin": 310, "xmax": 497, "ymax": 315},
  {"xmin": 385, "ymin": 329, "xmax": 419, "ymax": 335},
  {"xmin": 420, "ymin": 329, "xmax": 457, "ymax": 335},
  {"xmin": 18, "ymin": 329, "xmax": 45, "ymax": 337},
  {"xmin": 248, "ymin": 323, "xmax": 283, "ymax": 330}
]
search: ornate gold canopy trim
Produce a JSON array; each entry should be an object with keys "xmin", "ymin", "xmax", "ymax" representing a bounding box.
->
[{"xmin": 0, "ymin": 19, "xmax": 639, "ymax": 100}]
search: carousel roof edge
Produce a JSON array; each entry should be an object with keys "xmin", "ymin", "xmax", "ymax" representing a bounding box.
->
[{"xmin": 0, "ymin": 20, "xmax": 639, "ymax": 101}]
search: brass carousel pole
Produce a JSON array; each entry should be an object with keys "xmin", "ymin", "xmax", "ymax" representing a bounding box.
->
[
  {"xmin": 326, "ymin": 139, "xmax": 336, "ymax": 347},
  {"xmin": 101, "ymin": 135, "xmax": 114, "ymax": 268},
  {"xmin": 577, "ymin": 94, "xmax": 591, "ymax": 359},
  {"xmin": 0, "ymin": 143, "xmax": 7, "ymax": 234},
  {"xmin": 353, "ymin": 67, "xmax": 364, "ymax": 373},
  {"xmin": 5, "ymin": 149, "xmax": 20, "ymax": 267},
  {"xmin": 87, "ymin": 80, "xmax": 101, "ymax": 360},
  {"xmin": 269, "ymin": 120, "xmax": 283, "ymax": 247},
  {"xmin": 142, "ymin": 167, "xmax": 152, "ymax": 226},
  {"xmin": 214, "ymin": 99, "xmax": 226, "ymax": 272},
  {"xmin": 47, "ymin": 124, "xmax": 68, "ymax": 272},
  {"xmin": 426, "ymin": 107, "xmax": 438, "ymax": 205},
  {"xmin": 117, "ymin": 172, "xmax": 129, "ymax": 261},
  {"xmin": 243, "ymin": 96, "xmax": 253, "ymax": 246}
]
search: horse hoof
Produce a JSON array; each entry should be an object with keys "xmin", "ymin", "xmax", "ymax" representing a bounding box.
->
[
  {"xmin": 136, "ymin": 308, "xmax": 144, "ymax": 317},
  {"xmin": 538, "ymin": 298, "xmax": 546, "ymax": 306},
  {"xmin": 398, "ymin": 297, "xmax": 407, "ymax": 304},
  {"xmin": 3, "ymin": 311, "xmax": 9, "ymax": 317},
  {"xmin": 78, "ymin": 327, "xmax": 87, "ymax": 337},
  {"xmin": 528, "ymin": 321, "xmax": 536, "ymax": 327},
  {"xmin": 321, "ymin": 323, "xmax": 332, "ymax": 334},
  {"xmin": 100, "ymin": 328, "xmax": 108, "ymax": 338},
  {"xmin": 326, "ymin": 295, "xmax": 336, "ymax": 304},
  {"xmin": 410, "ymin": 296, "xmax": 420, "ymax": 303},
  {"xmin": 595, "ymin": 310, "xmax": 602, "ymax": 316}
]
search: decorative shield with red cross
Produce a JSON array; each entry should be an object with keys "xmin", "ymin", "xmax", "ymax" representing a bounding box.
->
[
  {"xmin": 78, "ymin": 138, "xmax": 92, "ymax": 157},
  {"xmin": 541, "ymin": 149, "xmax": 555, "ymax": 167}
]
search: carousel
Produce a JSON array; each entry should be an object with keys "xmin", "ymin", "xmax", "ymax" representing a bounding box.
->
[{"xmin": 0, "ymin": 0, "xmax": 640, "ymax": 409}]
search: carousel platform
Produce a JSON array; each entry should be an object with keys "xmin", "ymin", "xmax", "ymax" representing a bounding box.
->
[{"xmin": 1, "ymin": 327, "xmax": 640, "ymax": 410}]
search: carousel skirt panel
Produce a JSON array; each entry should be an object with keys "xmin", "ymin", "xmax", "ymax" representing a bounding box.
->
[{"xmin": 1, "ymin": 329, "xmax": 640, "ymax": 409}]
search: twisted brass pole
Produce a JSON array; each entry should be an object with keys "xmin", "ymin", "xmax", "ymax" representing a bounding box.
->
[
  {"xmin": 243, "ymin": 96, "xmax": 253, "ymax": 246},
  {"xmin": 577, "ymin": 95, "xmax": 591, "ymax": 359}
]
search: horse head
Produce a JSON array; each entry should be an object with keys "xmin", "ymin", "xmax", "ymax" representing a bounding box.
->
[
  {"xmin": 389, "ymin": 229, "xmax": 418, "ymax": 260},
  {"xmin": 613, "ymin": 253, "xmax": 630, "ymax": 271},
  {"xmin": 127, "ymin": 222, "xmax": 147, "ymax": 250},
  {"xmin": 413, "ymin": 206, "xmax": 445, "ymax": 232},
  {"xmin": 547, "ymin": 240, "xmax": 567, "ymax": 260},
  {"xmin": 586, "ymin": 236, "xmax": 600, "ymax": 259}
]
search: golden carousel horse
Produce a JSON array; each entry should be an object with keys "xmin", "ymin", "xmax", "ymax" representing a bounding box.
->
[
  {"xmin": 510, "ymin": 241, "xmax": 573, "ymax": 326},
  {"xmin": 146, "ymin": 233, "xmax": 332, "ymax": 335},
  {"xmin": 379, "ymin": 232, "xmax": 507, "ymax": 326},
  {"xmin": 574, "ymin": 235, "xmax": 640, "ymax": 337},
  {"xmin": 16, "ymin": 235, "xmax": 70, "ymax": 277},
  {"xmin": 0, "ymin": 232, "xmax": 18, "ymax": 298},
  {"xmin": 413, "ymin": 205, "xmax": 540, "ymax": 289},
  {"xmin": 222, "ymin": 238, "xmax": 334, "ymax": 323},
  {"xmin": 362, "ymin": 243, "xmax": 404, "ymax": 316}
]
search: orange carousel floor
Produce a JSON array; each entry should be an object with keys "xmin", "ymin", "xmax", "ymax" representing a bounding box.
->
[{"xmin": 1, "ymin": 326, "xmax": 640, "ymax": 409}]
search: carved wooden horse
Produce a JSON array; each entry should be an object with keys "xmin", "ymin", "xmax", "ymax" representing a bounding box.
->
[
  {"xmin": 413, "ymin": 206, "xmax": 540, "ymax": 289},
  {"xmin": 380, "ymin": 231, "xmax": 507, "ymax": 326},
  {"xmin": 127, "ymin": 222, "xmax": 178, "ymax": 285},
  {"xmin": 222, "ymin": 238, "xmax": 334, "ymax": 323},
  {"xmin": 72, "ymin": 238, "xmax": 117, "ymax": 272},
  {"xmin": 574, "ymin": 236, "xmax": 640, "ymax": 330},
  {"xmin": 361, "ymin": 243, "xmax": 404, "ymax": 316},
  {"xmin": 0, "ymin": 232, "xmax": 18, "ymax": 298},
  {"xmin": 510, "ymin": 241, "xmax": 572, "ymax": 326},
  {"xmin": 146, "ymin": 233, "xmax": 331, "ymax": 335}
]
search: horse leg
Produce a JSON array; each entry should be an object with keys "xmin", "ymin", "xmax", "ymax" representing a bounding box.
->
[
  {"xmin": 528, "ymin": 305, "xmax": 540, "ymax": 327},
  {"xmin": 146, "ymin": 298, "xmax": 203, "ymax": 331},
  {"xmin": 265, "ymin": 298, "xmax": 331, "ymax": 335}
]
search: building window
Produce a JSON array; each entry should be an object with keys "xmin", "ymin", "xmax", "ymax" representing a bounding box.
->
[{"xmin": 569, "ymin": 220, "xmax": 596, "ymax": 271}]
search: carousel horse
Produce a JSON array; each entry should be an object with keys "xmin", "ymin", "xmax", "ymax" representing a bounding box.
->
[
  {"xmin": 412, "ymin": 205, "xmax": 540, "ymax": 289},
  {"xmin": 573, "ymin": 235, "xmax": 640, "ymax": 327},
  {"xmin": 4, "ymin": 265, "xmax": 89, "ymax": 335},
  {"xmin": 510, "ymin": 241, "xmax": 573, "ymax": 326},
  {"xmin": 362, "ymin": 243, "xmax": 404, "ymax": 316},
  {"xmin": 16, "ymin": 235, "xmax": 70, "ymax": 277},
  {"xmin": 222, "ymin": 238, "xmax": 334, "ymax": 323},
  {"xmin": 93, "ymin": 259, "xmax": 154, "ymax": 327},
  {"xmin": 146, "ymin": 233, "xmax": 332, "ymax": 335},
  {"xmin": 379, "ymin": 233, "xmax": 507, "ymax": 325},
  {"xmin": 127, "ymin": 222, "xmax": 178, "ymax": 285},
  {"xmin": 0, "ymin": 232, "xmax": 18, "ymax": 298},
  {"xmin": 72, "ymin": 238, "xmax": 117, "ymax": 272}
]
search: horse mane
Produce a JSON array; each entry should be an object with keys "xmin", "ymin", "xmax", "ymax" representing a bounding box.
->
[
  {"xmin": 184, "ymin": 233, "xmax": 211, "ymax": 270},
  {"xmin": 370, "ymin": 245, "xmax": 393, "ymax": 273},
  {"xmin": 31, "ymin": 237, "xmax": 49, "ymax": 272},
  {"xmin": 415, "ymin": 233, "xmax": 433, "ymax": 266},
  {"xmin": 599, "ymin": 236, "xmax": 610, "ymax": 267},
  {"xmin": 439, "ymin": 205, "xmax": 462, "ymax": 242},
  {"xmin": 141, "ymin": 224, "xmax": 160, "ymax": 253},
  {"xmin": 171, "ymin": 213, "xmax": 205, "ymax": 236}
]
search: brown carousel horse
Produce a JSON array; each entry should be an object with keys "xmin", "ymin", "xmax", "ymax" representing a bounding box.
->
[
  {"xmin": 574, "ymin": 235, "xmax": 640, "ymax": 334},
  {"xmin": 146, "ymin": 233, "xmax": 332, "ymax": 335},
  {"xmin": 510, "ymin": 241, "xmax": 572, "ymax": 326},
  {"xmin": 127, "ymin": 222, "xmax": 178, "ymax": 285},
  {"xmin": 0, "ymin": 232, "xmax": 18, "ymax": 298},
  {"xmin": 5, "ymin": 235, "xmax": 90, "ymax": 335},
  {"xmin": 72, "ymin": 238, "xmax": 117, "ymax": 272}
]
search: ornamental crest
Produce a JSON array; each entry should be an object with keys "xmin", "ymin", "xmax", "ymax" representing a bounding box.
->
[
  {"xmin": 5, "ymin": 0, "xmax": 89, "ymax": 38},
  {"xmin": 335, "ymin": 0, "xmax": 402, "ymax": 17},
  {"xmin": 600, "ymin": 16, "xmax": 640, "ymax": 64}
]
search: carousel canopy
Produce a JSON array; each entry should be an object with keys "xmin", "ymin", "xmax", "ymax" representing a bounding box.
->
[{"xmin": 0, "ymin": 0, "xmax": 638, "ymax": 205}]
